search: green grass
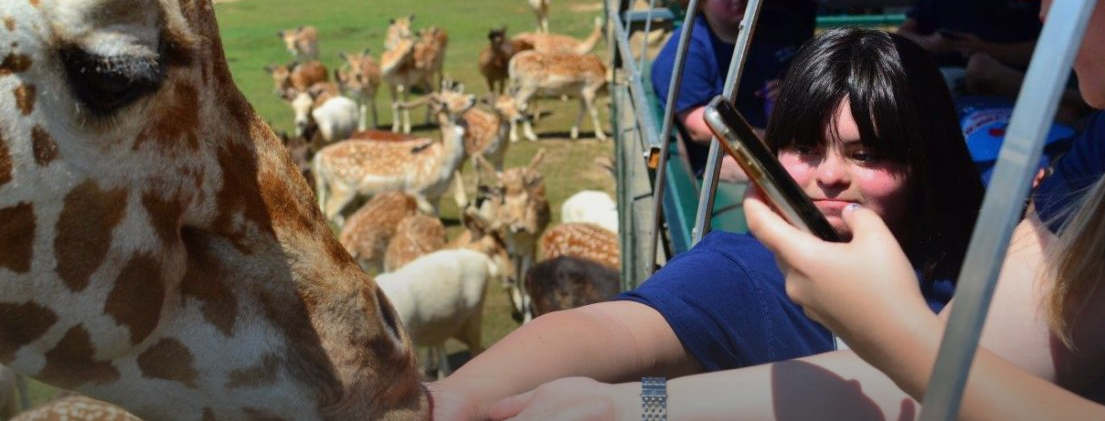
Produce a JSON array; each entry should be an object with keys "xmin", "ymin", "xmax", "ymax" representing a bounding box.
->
[{"xmin": 18, "ymin": 0, "xmax": 616, "ymax": 410}]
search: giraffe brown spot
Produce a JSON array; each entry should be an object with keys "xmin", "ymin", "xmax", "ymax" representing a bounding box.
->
[
  {"xmin": 135, "ymin": 82, "xmax": 200, "ymax": 152},
  {"xmin": 226, "ymin": 353, "xmax": 279, "ymax": 389},
  {"xmin": 258, "ymin": 169, "xmax": 312, "ymax": 234},
  {"xmin": 0, "ymin": 53, "xmax": 30, "ymax": 75},
  {"xmin": 180, "ymin": 228, "xmax": 238, "ymax": 336},
  {"xmin": 0, "ymin": 130, "xmax": 11, "ymax": 186},
  {"xmin": 55, "ymin": 181, "xmax": 128, "ymax": 292},
  {"xmin": 141, "ymin": 191, "xmax": 185, "ymax": 246},
  {"xmin": 213, "ymin": 137, "xmax": 275, "ymax": 251},
  {"xmin": 31, "ymin": 125, "xmax": 57, "ymax": 166},
  {"xmin": 136, "ymin": 338, "xmax": 198, "ymax": 388},
  {"xmin": 0, "ymin": 302, "xmax": 58, "ymax": 363},
  {"xmin": 39, "ymin": 326, "xmax": 121, "ymax": 389},
  {"xmin": 0, "ymin": 202, "xmax": 34, "ymax": 273},
  {"xmin": 13, "ymin": 83, "xmax": 34, "ymax": 115},
  {"xmin": 3, "ymin": 17, "xmax": 13, "ymax": 32},
  {"xmin": 202, "ymin": 408, "xmax": 217, "ymax": 421},
  {"xmin": 104, "ymin": 253, "xmax": 164, "ymax": 345}
]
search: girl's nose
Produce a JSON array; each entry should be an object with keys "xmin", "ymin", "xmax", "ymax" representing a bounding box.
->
[{"xmin": 815, "ymin": 152, "xmax": 850, "ymax": 187}]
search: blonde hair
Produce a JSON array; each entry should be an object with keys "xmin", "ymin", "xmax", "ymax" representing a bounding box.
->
[{"xmin": 1046, "ymin": 175, "xmax": 1105, "ymax": 347}]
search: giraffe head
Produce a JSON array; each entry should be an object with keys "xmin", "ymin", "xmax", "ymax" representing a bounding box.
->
[{"xmin": 0, "ymin": 1, "xmax": 426, "ymax": 420}]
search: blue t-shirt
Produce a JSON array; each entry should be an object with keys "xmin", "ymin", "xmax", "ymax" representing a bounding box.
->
[
  {"xmin": 615, "ymin": 231, "xmax": 954, "ymax": 371},
  {"xmin": 651, "ymin": 3, "xmax": 814, "ymax": 176},
  {"xmin": 1034, "ymin": 111, "xmax": 1105, "ymax": 233}
]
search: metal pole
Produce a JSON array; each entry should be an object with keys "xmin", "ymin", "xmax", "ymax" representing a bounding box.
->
[
  {"xmin": 636, "ymin": 0, "xmax": 659, "ymax": 73},
  {"xmin": 646, "ymin": 0, "xmax": 702, "ymax": 275},
  {"xmin": 691, "ymin": 0, "xmax": 763, "ymax": 244},
  {"xmin": 918, "ymin": 1, "xmax": 1095, "ymax": 419}
]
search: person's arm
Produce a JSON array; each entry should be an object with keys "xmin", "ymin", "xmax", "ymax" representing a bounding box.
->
[
  {"xmin": 680, "ymin": 106, "xmax": 749, "ymax": 182},
  {"xmin": 941, "ymin": 30, "xmax": 1036, "ymax": 67},
  {"xmin": 428, "ymin": 301, "xmax": 699, "ymax": 420}
]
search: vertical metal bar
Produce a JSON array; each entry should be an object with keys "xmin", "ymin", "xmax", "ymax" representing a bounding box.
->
[
  {"xmin": 918, "ymin": 1, "xmax": 1094, "ymax": 419},
  {"xmin": 646, "ymin": 0, "xmax": 702, "ymax": 275},
  {"xmin": 636, "ymin": 0, "xmax": 659, "ymax": 72},
  {"xmin": 691, "ymin": 0, "xmax": 763, "ymax": 244}
]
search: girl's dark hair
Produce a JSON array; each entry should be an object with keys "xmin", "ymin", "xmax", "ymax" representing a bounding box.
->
[{"xmin": 764, "ymin": 27, "xmax": 984, "ymax": 281}]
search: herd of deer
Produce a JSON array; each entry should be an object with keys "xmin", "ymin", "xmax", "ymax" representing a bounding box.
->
[{"xmin": 0, "ymin": 0, "xmax": 625, "ymax": 418}]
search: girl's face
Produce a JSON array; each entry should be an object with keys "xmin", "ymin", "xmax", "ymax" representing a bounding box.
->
[
  {"xmin": 703, "ymin": 0, "xmax": 747, "ymax": 26},
  {"xmin": 1041, "ymin": 0, "xmax": 1105, "ymax": 108},
  {"xmin": 778, "ymin": 100, "xmax": 913, "ymax": 241}
]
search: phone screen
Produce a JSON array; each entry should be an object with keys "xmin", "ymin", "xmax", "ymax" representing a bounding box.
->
[{"xmin": 703, "ymin": 96, "xmax": 841, "ymax": 242}]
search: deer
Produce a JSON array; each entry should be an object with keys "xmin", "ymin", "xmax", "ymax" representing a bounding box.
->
[
  {"xmin": 478, "ymin": 26, "xmax": 519, "ymax": 95},
  {"xmin": 278, "ymin": 25, "xmax": 320, "ymax": 62},
  {"xmin": 265, "ymin": 60, "xmax": 329, "ymax": 100},
  {"xmin": 385, "ymin": 15, "xmax": 415, "ymax": 52},
  {"xmin": 290, "ymin": 82, "xmax": 360, "ymax": 149},
  {"xmin": 414, "ymin": 26, "xmax": 449, "ymax": 94},
  {"xmin": 524, "ymin": 255, "xmax": 620, "ymax": 318},
  {"xmin": 538, "ymin": 222, "xmax": 620, "ymax": 270},
  {"xmin": 527, "ymin": 0, "xmax": 550, "ymax": 33},
  {"xmin": 338, "ymin": 191, "xmax": 420, "ymax": 273},
  {"xmin": 513, "ymin": 16, "xmax": 604, "ymax": 55},
  {"xmin": 336, "ymin": 49, "xmax": 384, "ymax": 130},
  {"xmin": 381, "ymin": 33, "xmax": 434, "ymax": 134},
  {"xmin": 508, "ymin": 49, "xmax": 609, "ymax": 141},
  {"xmin": 470, "ymin": 151, "xmax": 551, "ymax": 323},
  {"xmin": 10, "ymin": 394, "xmax": 141, "ymax": 421},
  {"xmin": 312, "ymin": 91, "xmax": 473, "ymax": 226},
  {"xmin": 384, "ymin": 215, "xmax": 447, "ymax": 272}
]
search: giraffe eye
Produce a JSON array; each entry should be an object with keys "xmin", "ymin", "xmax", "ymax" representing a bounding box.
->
[{"xmin": 61, "ymin": 48, "xmax": 164, "ymax": 115}]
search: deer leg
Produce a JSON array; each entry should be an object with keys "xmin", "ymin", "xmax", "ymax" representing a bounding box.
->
[
  {"xmin": 390, "ymin": 84, "xmax": 402, "ymax": 133},
  {"xmin": 370, "ymin": 92, "xmax": 379, "ymax": 130},
  {"xmin": 452, "ymin": 170, "xmax": 468, "ymax": 210},
  {"xmin": 522, "ymin": 117, "xmax": 539, "ymax": 142},
  {"xmin": 323, "ymin": 185, "xmax": 355, "ymax": 228},
  {"xmin": 455, "ymin": 309, "xmax": 484, "ymax": 357},
  {"xmin": 357, "ymin": 96, "xmax": 368, "ymax": 131},
  {"xmin": 401, "ymin": 85, "xmax": 412, "ymax": 134},
  {"xmin": 571, "ymin": 97, "xmax": 586, "ymax": 140},
  {"xmin": 585, "ymin": 88, "xmax": 608, "ymax": 141}
]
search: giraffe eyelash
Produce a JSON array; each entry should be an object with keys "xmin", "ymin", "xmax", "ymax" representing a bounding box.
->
[{"xmin": 60, "ymin": 47, "xmax": 165, "ymax": 117}]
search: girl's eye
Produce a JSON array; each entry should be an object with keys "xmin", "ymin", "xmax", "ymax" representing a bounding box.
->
[
  {"xmin": 793, "ymin": 145, "xmax": 819, "ymax": 156},
  {"xmin": 851, "ymin": 149, "xmax": 881, "ymax": 163}
]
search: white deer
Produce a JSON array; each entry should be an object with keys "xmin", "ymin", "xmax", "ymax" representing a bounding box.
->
[
  {"xmin": 336, "ymin": 49, "xmax": 383, "ymax": 130},
  {"xmin": 312, "ymin": 92, "xmax": 473, "ymax": 226}
]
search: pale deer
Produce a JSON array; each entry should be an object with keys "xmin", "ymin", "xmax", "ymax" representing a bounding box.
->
[
  {"xmin": 278, "ymin": 25, "xmax": 320, "ymax": 62},
  {"xmin": 336, "ymin": 49, "xmax": 384, "ymax": 130},
  {"xmin": 527, "ymin": 0, "xmax": 550, "ymax": 33},
  {"xmin": 384, "ymin": 214, "xmax": 447, "ymax": 272},
  {"xmin": 265, "ymin": 60, "xmax": 329, "ymax": 100},
  {"xmin": 415, "ymin": 26, "xmax": 449, "ymax": 93},
  {"xmin": 385, "ymin": 15, "xmax": 415, "ymax": 51},
  {"xmin": 289, "ymin": 82, "xmax": 359, "ymax": 147},
  {"xmin": 339, "ymin": 191, "xmax": 420, "ymax": 273},
  {"xmin": 513, "ymin": 16, "xmax": 604, "ymax": 55},
  {"xmin": 381, "ymin": 34, "xmax": 434, "ymax": 134},
  {"xmin": 509, "ymin": 50, "xmax": 608, "ymax": 141},
  {"xmin": 478, "ymin": 26, "xmax": 518, "ymax": 95},
  {"xmin": 312, "ymin": 92, "xmax": 473, "ymax": 226}
]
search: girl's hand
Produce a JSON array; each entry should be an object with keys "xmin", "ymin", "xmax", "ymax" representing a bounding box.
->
[
  {"xmin": 489, "ymin": 377, "xmax": 637, "ymax": 421},
  {"xmin": 743, "ymin": 189, "xmax": 935, "ymax": 364},
  {"xmin": 426, "ymin": 381, "xmax": 486, "ymax": 421}
]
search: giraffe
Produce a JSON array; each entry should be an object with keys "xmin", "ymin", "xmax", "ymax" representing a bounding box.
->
[{"xmin": 0, "ymin": 1, "xmax": 429, "ymax": 420}]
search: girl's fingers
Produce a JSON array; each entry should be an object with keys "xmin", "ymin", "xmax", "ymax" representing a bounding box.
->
[
  {"xmin": 840, "ymin": 204, "xmax": 897, "ymax": 245},
  {"xmin": 489, "ymin": 390, "xmax": 536, "ymax": 421},
  {"xmin": 744, "ymin": 191, "xmax": 819, "ymax": 263}
]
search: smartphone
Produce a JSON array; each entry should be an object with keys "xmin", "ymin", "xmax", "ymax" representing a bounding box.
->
[{"xmin": 703, "ymin": 96, "xmax": 841, "ymax": 242}]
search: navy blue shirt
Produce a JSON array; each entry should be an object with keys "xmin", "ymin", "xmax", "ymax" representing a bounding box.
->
[
  {"xmin": 616, "ymin": 231, "xmax": 955, "ymax": 371},
  {"xmin": 1035, "ymin": 111, "xmax": 1105, "ymax": 233},
  {"xmin": 651, "ymin": 2, "xmax": 814, "ymax": 176},
  {"xmin": 907, "ymin": 0, "xmax": 1042, "ymax": 66}
]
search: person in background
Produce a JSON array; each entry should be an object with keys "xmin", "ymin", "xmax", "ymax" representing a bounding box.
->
[
  {"xmin": 650, "ymin": 0, "xmax": 815, "ymax": 180},
  {"xmin": 428, "ymin": 27, "xmax": 986, "ymax": 421}
]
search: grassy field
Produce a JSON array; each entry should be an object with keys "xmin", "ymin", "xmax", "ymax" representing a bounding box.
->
[{"xmin": 18, "ymin": 0, "xmax": 619, "ymax": 409}]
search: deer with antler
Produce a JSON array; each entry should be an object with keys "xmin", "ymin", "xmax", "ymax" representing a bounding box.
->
[
  {"xmin": 336, "ymin": 49, "xmax": 383, "ymax": 131},
  {"xmin": 312, "ymin": 90, "xmax": 472, "ymax": 226}
]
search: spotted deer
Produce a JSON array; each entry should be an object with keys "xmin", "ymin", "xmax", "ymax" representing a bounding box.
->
[
  {"xmin": 312, "ymin": 92, "xmax": 472, "ymax": 225},
  {"xmin": 384, "ymin": 215, "xmax": 447, "ymax": 272},
  {"xmin": 0, "ymin": 1, "xmax": 430, "ymax": 419},
  {"xmin": 11, "ymin": 395, "xmax": 140, "ymax": 421},
  {"xmin": 381, "ymin": 34, "xmax": 433, "ymax": 134},
  {"xmin": 265, "ymin": 60, "xmax": 329, "ymax": 100},
  {"xmin": 335, "ymin": 49, "xmax": 383, "ymax": 131},
  {"xmin": 339, "ymin": 191, "xmax": 420, "ymax": 273},
  {"xmin": 385, "ymin": 15, "xmax": 415, "ymax": 52},
  {"xmin": 509, "ymin": 50, "xmax": 608, "ymax": 141},
  {"xmin": 527, "ymin": 0, "xmax": 550, "ymax": 33},
  {"xmin": 471, "ymin": 151, "xmax": 551, "ymax": 323},
  {"xmin": 538, "ymin": 222, "xmax": 620, "ymax": 270},
  {"xmin": 414, "ymin": 26, "xmax": 448, "ymax": 94},
  {"xmin": 513, "ymin": 16, "xmax": 604, "ymax": 55},
  {"xmin": 277, "ymin": 25, "xmax": 320, "ymax": 62}
]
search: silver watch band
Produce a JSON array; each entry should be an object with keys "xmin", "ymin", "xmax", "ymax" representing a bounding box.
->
[{"xmin": 641, "ymin": 376, "xmax": 667, "ymax": 421}]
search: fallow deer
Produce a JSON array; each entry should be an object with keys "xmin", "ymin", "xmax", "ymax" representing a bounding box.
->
[
  {"xmin": 11, "ymin": 395, "xmax": 140, "ymax": 421},
  {"xmin": 385, "ymin": 15, "xmax": 415, "ymax": 52},
  {"xmin": 527, "ymin": 0, "xmax": 551, "ymax": 33},
  {"xmin": 312, "ymin": 92, "xmax": 472, "ymax": 225},
  {"xmin": 278, "ymin": 25, "xmax": 320, "ymax": 62},
  {"xmin": 290, "ymin": 82, "xmax": 359, "ymax": 151},
  {"xmin": 339, "ymin": 191, "xmax": 420, "ymax": 273},
  {"xmin": 265, "ymin": 60, "xmax": 329, "ymax": 100},
  {"xmin": 384, "ymin": 215, "xmax": 447, "ymax": 272},
  {"xmin": 524, "ymin": 255, "xmax": 620, "ymax": 318},
  {"xmin": 0, "ymin": 0, "xmax": 430, "ymax": 419},
  {"xmin": 414, "ymin": 26, "xmax": 449, "ymax": 94},
  {"xmin": 509, "ymin": 50, "xmax": 608, "ymax": 141},
  {"xmin": 336, "ymin": 49, "xmax": 383, "ymax": 130},
  {"xmin": 538, "ymin": 222, "xmax": 620, "ymax": 270},
  {"xmin": 381, "ymin": 34, "xmax": 434, "ymax": 134},
  {"xmin": 513, "ymin": 16, "xmax": 604, "ymax": 55},
  {"xmin": 478, "ymin": 26, "xmax": 518, "ymax": 95}
]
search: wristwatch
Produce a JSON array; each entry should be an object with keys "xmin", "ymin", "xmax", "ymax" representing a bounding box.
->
[{"xmin": 641, "ymin": 376, "xmax": 667, "ymax": 421}]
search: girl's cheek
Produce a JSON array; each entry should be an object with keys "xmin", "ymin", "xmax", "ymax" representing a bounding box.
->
[{"xmin": 779, "ymin": 153, "xmax": 814, "ymax": 184}]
